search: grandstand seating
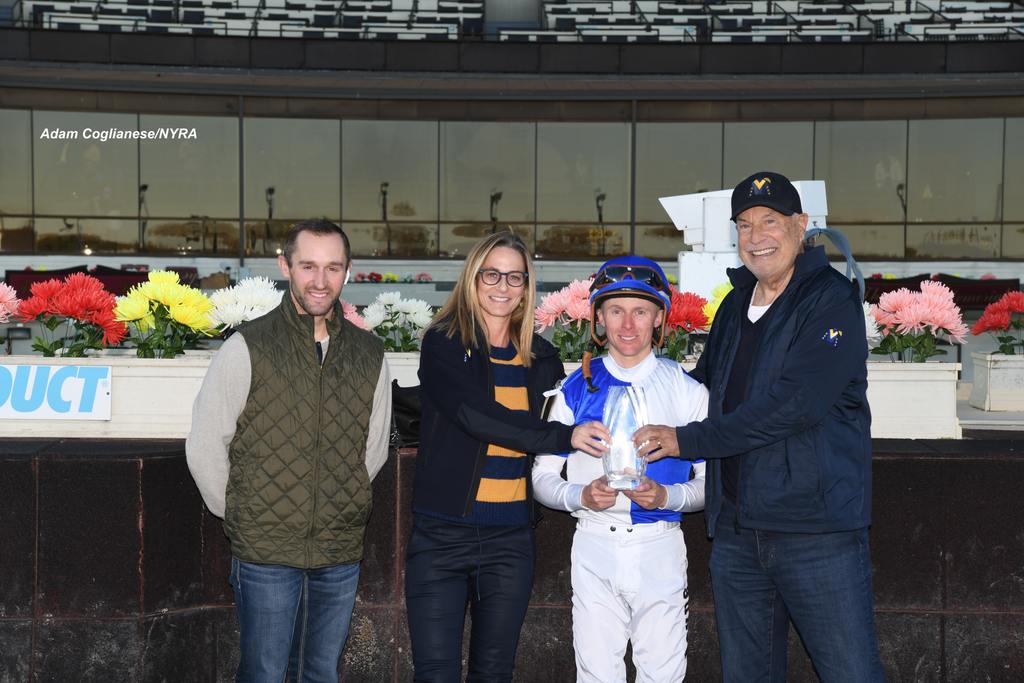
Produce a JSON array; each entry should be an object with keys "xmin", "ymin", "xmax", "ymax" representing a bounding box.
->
[
  {"xmin": 12, "ymin": 0, "xmax": 484, "ymax": 38},
  {"xmin": 513, "ymin": 0, "xmax": 1024, "ymax": 42},
  {"xmin": 9, "ymin": 0, "xmax": 1024, "ymax": 41}
]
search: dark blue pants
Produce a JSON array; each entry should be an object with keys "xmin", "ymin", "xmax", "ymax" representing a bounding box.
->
[
  {"xmin": 709, "ymin": 502, "xmax": 886, "ymax": 683},
  {"xmin": 405, "ymin": 514, "xmax": 534, "ymax": 683},
  {"xmin": 229, "ymin": 558, "xmax": 360, "ymax": 683}
]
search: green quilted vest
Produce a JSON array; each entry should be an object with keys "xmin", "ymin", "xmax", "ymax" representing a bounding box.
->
[{"xmin": 223, "ymin": 294, "xmax": 384, "ymax": 568}]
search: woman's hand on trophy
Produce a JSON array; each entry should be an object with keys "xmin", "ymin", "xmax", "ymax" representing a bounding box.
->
[
  {"xmin": 572, "ymin": 421, "xmax": 611, "ymax": 457},
  {"xmin": 632, "ymin": 425, "xmax": 679, "ymax": 462},
  {"xmin": 581, "ymin": 476, "xmax": 618, "ymax": 510},
  {"xmin": 622, "ymin": 477, "xmax": 668, "ymax": 510}
]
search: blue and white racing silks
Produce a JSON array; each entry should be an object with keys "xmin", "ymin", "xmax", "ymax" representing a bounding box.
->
[{"xmin": 532, "ymin": 352, "xmax": 709, "ymax": 527}]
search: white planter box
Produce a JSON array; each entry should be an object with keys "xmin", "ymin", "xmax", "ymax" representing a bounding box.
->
[
  {"xmin": 0, "ymin": 351, "xmax": 424, "ymax": 439},
  {"xmin": 969, "ymin": 352, "xmax": 1024, "ymax": 411},
  {"xmin": 0, "ymin": 354, "xmax": 212, "ymax": 440},
  {"xmin": 866, "ymin": 362, "xmax": 961, "ymax": 439},
  {"xmin": 386, "ymin": 352, "xmax": 421, "ymax": 388},
  {"xmin": 0, "ymin": 353, "xmax": 961, "ymax": 440},
  {"xmin": 566, "ymin": 359, "xmax": 961, "ymax": 440}
]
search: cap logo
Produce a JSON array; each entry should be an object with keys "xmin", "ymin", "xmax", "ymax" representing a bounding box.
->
[{"xmin": 751, "ymin": 177, "xmax": 772, "ymax": 195}]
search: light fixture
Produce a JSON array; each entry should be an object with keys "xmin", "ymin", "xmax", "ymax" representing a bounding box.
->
[{"xmin": 83, "ymin": 245, "xmax": 93, "ymax": 256}]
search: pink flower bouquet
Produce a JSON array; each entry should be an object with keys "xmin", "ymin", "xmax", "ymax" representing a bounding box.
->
[
  {"xmin": 340, "ymin": 299, "xmax": 368, "ymax": 331},
  {"xmin": 534, "ymin": 278, "xmax": 594, "ymax": 362},
  {"xmin": 869, "ymin": 280, "xmax": 968, "ymax": 362},
  {"xmin": 0, "ymin": 282, "xmax": 20, "ymax": 323}
]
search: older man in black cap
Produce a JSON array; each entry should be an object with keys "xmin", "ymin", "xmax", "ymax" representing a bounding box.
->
[{"xmin": 635, "ymin": 171, "xmax": 885, "ymax": 682}]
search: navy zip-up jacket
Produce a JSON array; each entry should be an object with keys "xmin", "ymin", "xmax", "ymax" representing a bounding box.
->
[
  {"xmin": 677, "ymin": 246, "xmax": 872, "ymax": 536},
  {"xmin": 413, "ymin": 326, "xmax": 573, "ymax": 519}
]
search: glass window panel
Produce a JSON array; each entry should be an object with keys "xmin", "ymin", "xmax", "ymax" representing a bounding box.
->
[
  {"xmin": 388, "ymin": 222, "xmax": 438, "ymax": 258},
  {"xmin": 1003, "ymin": 118, "xmax": 1024, "ymax": 221},
  {"xmin": 440, "ymin": 122, "xmax": 535, "ymax": 223},
  {"xmin": 907, "ymin": 118, "xmax": 1002, "ymax": 223},
  {"xmin": 242, "ymin": 219, "xmax": 292, "ymax": 258},
  {"xmin": 0, "ymin": 217, "xmax": 34, "ymax": 252},
  {"xmin": 905, "ymin": 223, "xmax": 1000, "ymax": 259},
  {"xmin": 33, "ymin": 111, "xmax": 138, "ymax": 218},
  {"xmin": 342, "ymin": 120, "xmax": 438, "ymax": 222},
  {"xmin": 635, "ymin": 224, "xmax": 686, "ymax": 260},
  {"xmin": 822, "ymin": 224, "xmax": 905, "ymax": 260},
  {"xmin": 814, "ymin": 121, "xmax": 907, "ymax": 223},
  {"xmin": 636, "ymin": 122, "xmax": 723, "ymax": 223},
  {"xmin": 723, "ymin": 122, "xmax": 813, "ymax": 188},
  {"xmin": 244, "ymin": 118, "xmax": 340, "ymax": 221},
  {"xmin": 439, "ymin": 223, "xmax": 535, "ymax": 260},
  {"xmin": 146, "ymin": 218, "xmax": 240, "ymax": 255},
  {"xmin": 0, "ymin": 109, "xmax": 32, "ymax": 215},
  {"xmin": 343, "ymin": 222, "xmax": 387, "ymax": 259},
  {"xmin": 341, "ymin": 221, "xmax": 437, "ymax": 258},
  {"xmin": 1003, "ymin": 223, "xmax": 1024, "ymax": 258},
  {"xmin": 537, "ymin": 123, "xmax": 630, "ymax": 224},
  {"xmin": 535, "ymin": 223, "xmax": 627, "ymax": 259},
  {"xmin": 34, "ymin": 217, "xmax": 139, "ymax": 254},
  {"xmin": 140, "ymin": 114, "xmax": 239, "ymax": 219}
]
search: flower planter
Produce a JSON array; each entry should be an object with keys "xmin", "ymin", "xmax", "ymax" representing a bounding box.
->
[
  {"xmin": 0, "ymin": 351, "xmax": 424, "ymax": 439},
  {"xmin": 0, "ymin": 354, "xmax": 959, "ymax": 440},
  {"xmin": 386, "ymin": 352, "xmax": 421, "ymax": 388},
  {"xmin": 969, "ymin": 352, "xmax": 1024, "ymax": 411},
  {"xmin": 0, "ymin": 354, "xmax": 211, "ymax": 439},
  {"xmin": 866, "ymin": 362, "xmax": 961, "ymax": 439},
  {"xmin": 567, "ymin": 359, "xmax": 960, "ymax": 439}
]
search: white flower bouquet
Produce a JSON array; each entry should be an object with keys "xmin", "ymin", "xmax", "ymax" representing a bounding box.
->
[
  {"xmin": 362, "ymin": 291, "xmax": 434, "ymax": 352},
  {"xmin": 209, "ymin": 277, "xmax": 284, "ymax": 330}
]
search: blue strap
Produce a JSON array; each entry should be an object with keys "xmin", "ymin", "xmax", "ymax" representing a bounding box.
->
[{"xmin": 805, "ymin": 227, "xmax": 865, "ymax": 301}]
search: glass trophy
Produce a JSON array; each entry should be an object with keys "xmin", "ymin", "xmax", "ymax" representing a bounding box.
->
[{"xmin": 601, "ymin": 385, "xmax": 648, "ymax": 490}]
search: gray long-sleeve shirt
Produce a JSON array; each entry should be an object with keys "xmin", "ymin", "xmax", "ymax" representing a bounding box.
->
[{"xmin": 185, "ymin": 332, "xmax": 392, "ymax": 518}]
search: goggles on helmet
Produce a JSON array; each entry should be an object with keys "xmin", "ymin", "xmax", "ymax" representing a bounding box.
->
[{"xmin": 590, "ymin": 264, "xmax": 668, "ymax": 295}]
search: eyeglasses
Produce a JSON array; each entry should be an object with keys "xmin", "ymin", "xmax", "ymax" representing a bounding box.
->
[
  {"xmin": 478, "ymin": 268, "xmax": 528, "ymax": 288},
  {"xmin": 591, "ymin": 264, "xmax": 667, "ymax": 292}
]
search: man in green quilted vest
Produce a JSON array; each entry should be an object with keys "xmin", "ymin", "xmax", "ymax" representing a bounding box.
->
[{"xmin": 186, "ymin": 219, "xmax": 391, "ymax": 683}]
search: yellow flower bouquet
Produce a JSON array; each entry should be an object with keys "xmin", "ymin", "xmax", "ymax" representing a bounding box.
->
[{"xmin": 114, "ymin": 271, "xmax": 217, "ymax": 358}]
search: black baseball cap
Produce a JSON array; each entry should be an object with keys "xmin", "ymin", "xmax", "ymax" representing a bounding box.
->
[{"xmin": 730, "ymin": 171, "xmax": 803, "ymax": 222}]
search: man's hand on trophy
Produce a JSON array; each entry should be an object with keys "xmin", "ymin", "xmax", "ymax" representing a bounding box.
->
[
  {"xmin": 632, "ymin": 425, "xmax": 679, "ymax": 462},
  {"xmin": 572, "ymin": 421, "xmax": 611, "ymax": 457},
  {"xmin": 622, "ymin": 477, "xmax": 668, "ymax": 510},
  {"xmin": 581, "ymin": 476, "xmax": 618, "ymax": 510}
]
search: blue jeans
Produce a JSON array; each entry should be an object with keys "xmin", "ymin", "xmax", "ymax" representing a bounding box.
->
[
  {"xmin": 709, "ymin": 503, "xmax": 886, "ymax": 683},
  {"xmin": 405, "ymin": 514, "xmax": 534, "ymax": 683},
  {"xmin": 230, "ymin": 557, "xmax": 360, "ymax": 683}
]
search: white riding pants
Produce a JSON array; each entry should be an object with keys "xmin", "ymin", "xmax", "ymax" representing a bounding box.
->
[{"xmin": 570, "ymin": 518, "xmax": 689, "ymax": 683}]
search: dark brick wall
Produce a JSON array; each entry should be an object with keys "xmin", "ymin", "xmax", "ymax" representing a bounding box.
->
[{"xmin": 1, "ymin": 438, "xmax": 1022, "ymax": 682}]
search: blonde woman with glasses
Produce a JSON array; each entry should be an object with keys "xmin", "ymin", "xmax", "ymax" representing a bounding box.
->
[{"xmin": 406, "ymin": 231, "xmax": 609, "ymax": 682}]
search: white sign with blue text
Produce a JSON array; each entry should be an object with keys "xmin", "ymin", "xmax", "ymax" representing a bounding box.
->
[{"xmin": 0, "ymin": 364, "xmax": 113, "ymax": 420}]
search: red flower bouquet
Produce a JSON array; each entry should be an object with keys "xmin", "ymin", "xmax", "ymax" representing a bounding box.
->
[
  {"xmin": 663, "ymin": 287, "xmax": 709, "ymax": 361},
  {"xmin": 972, "ymin": 290, "xmax": 1024, "ymax": 356},
  {"xmin": 17, "ymin": 273, "xmax": 126, "ymax": 356}
]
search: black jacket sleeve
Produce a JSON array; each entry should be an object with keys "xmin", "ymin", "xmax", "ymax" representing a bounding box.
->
[{"xmin": 419, "ymin": 329, "xmax": 574, "ymax": 455}]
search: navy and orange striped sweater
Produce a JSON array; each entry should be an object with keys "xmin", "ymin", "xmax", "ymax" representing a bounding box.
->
[{"xmin": 424, "ymin": 342, "xmax": 531, "ymax": 526}]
